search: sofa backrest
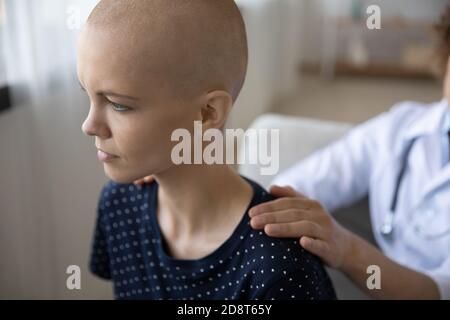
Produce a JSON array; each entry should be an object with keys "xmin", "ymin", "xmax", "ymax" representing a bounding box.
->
[{"xmin": 238, "ymin": 113, "xmax": 353, "ymax": 187}]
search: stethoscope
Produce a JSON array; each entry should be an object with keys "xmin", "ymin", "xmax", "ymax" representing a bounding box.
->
[
  {"xmin": 380, "ymin": 138, "xmax": 417, "ymax": 236},
  {"xmin": 380, "ymin": 132, "xmax": 450, "ymax": 240}
]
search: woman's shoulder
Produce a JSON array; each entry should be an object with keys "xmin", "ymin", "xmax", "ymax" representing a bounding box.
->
[
  {"xmin": 241, "ymin": 179, "xmax": 334, "ymax": 290},
  {"xmin": 245, "ymin": 227, "xmax": 326, "ymax": 274},
  {"xmin": 241, "ymin": 227, "xmax": 335, "ymax": 299},
  {"xmin": 97, "ymin": 180, "xmax": 154, "ymax": 217}
]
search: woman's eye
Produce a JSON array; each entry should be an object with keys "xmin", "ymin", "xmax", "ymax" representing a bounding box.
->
[{"xmin": 110, "ymin": 102, "xmax": 130, "ymax": 112}]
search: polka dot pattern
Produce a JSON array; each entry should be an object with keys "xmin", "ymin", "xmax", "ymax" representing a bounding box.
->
[{"xmin": 90, "ymin": 177, "xmax": 336, "ymax": 300}]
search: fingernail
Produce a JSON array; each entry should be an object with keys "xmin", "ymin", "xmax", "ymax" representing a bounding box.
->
[
  {"xmin": 250, "ymin": 216, "xmax": 259, "ymax": 225},
  {"xmin": 265, "ymin": 224, "xmax": 277, "ymax": 234}
]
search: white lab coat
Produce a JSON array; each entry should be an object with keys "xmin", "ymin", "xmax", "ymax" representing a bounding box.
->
[{"xmin": 272, "ymin": 99, "xmax": 450, "ymax": 299}]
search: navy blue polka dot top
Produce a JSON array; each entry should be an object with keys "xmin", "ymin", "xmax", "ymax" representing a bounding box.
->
[{"xmin": 90, "ymin": 176, "xmax": 337, "ymax": 300}]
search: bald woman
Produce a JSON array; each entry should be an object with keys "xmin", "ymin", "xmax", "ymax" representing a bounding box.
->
[{"xmin": 80, "ymin": 0, "xmax": 336, "ymax": 300}]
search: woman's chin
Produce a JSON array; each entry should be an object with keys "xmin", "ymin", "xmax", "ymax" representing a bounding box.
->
[
  {"xmin": 103, "ymin": 168, "xmax": 137, "ymax": 184},
  {"xmin": 103, "ymin": 166, "xmax": 156, "ymax": 185}
]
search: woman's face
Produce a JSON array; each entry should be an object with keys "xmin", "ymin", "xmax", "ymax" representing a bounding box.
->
[{"xmin": 77, "ymin": 26, "xmax": 202, "ymax": 184}]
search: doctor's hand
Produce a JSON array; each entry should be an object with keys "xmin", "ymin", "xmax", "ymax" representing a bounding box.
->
[
  {"xmin": 133, "ymin": 175, "xmax": 154, "ymax": 186},
  {"xmin": 249, "ymin": 185, "xmax": 354, "ymax": 270}
]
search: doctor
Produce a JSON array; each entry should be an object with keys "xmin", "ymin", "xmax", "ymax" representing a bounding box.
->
[{"xmin": 248, "ymin": 8, "xmax": 450, "ymax": 300}]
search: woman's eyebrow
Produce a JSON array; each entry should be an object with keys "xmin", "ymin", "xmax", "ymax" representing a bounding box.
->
[
  {"xmin": 100, "ymin": 90, "xmax": 140, "ymax": 101},
  {"xmin": 78, "ymin": 81, "xmax": 139, "ymax": 101}
]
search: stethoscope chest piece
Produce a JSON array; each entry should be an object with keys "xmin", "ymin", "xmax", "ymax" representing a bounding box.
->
[{"xmin": 380, "ymin": 211, "xmax": 395, "ymax": 236}]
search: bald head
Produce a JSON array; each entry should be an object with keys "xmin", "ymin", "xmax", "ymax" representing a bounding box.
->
[{"xmin": 84, "ymin": 0, "xmax": 248, "ymax": 101}]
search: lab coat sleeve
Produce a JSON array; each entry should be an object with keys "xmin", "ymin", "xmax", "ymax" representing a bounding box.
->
[{"xmin": 270, "ymin": 102, "xmax": 421, "ymax": 213}]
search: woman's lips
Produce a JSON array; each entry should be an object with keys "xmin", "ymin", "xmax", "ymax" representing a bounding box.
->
[{"xmin": 97, "ymin": 149, "xmax": 119, "ymax": 162}]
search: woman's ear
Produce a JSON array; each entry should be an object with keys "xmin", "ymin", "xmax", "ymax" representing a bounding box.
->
[{"xmin": 200, "ymin": 90, "xmax": 233, "ymax": 130}]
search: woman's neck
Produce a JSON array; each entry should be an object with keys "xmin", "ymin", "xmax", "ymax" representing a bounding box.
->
[{"xmin": 153, "ymin": 164, "xmax": 253, "ymax": 258}]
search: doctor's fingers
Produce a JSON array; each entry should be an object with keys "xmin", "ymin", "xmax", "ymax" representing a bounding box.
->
[
  {"xmin": 249, "ymin": 197, "xmax": 321, "ymax": 217},
  {"xmin": 268, "ymin": 185, "xmax": 306, "ymax": 198},
  {"xmin": 299, "ymin": 237, "xmax": 331, "ymax": 262},
  {"xmin": 250, "ymin": 209, "xmax": 313, "ymax": 229},
  {"xmin": 264, "ymin": 221, "xmax": 323, "ymax": 239},
  {"xmin": 133, "ymin": 175, "xmax": 154, "ymax": 186}
]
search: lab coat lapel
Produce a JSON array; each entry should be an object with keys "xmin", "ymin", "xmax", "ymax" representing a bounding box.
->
[
  {"xmin": 406, "ymin": 100, "xmax": 450, "ymax": 205},
  {"xmin": 420, "ymin": 161, "xmax": 450, "ymax": 201}
]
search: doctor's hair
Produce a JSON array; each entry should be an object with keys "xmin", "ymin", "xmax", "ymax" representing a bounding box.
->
[{"xmin": 433, "ymin": 5, "xmax": 450, "ymax": 77}]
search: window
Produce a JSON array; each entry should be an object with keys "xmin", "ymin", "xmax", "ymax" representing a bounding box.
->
[{"xmin": 0, "ymin": 0, "xmax": 11, "ymax": 112}]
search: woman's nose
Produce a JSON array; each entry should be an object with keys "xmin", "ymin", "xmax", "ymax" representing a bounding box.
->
[{"xmin": 81, "ymin": 106, "xmax": 110, "ymax": 138}]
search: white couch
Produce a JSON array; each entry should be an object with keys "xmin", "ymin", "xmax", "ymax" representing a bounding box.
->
[
  {"xmin": 238, "ymin": 113, "xmax": 353, "ymax": 188},
  {"xmin": 238, "ymin": 113, "xmax": 374, "ymax": 299}
]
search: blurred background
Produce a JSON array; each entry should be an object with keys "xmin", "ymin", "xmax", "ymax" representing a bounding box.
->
[{"xmin": 0, "ymin": 0, "xmax": 448, "ymax": 299}]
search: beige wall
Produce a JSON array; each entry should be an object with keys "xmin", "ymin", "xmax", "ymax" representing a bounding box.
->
[{"xmin": 0, "ymin": 93, "xmax": 112, "ymax": 299}]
